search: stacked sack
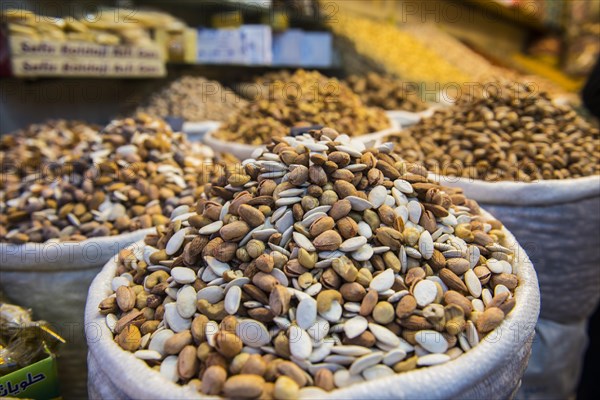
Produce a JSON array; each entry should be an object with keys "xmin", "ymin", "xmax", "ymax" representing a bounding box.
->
[{"xmin": 0, "ymin": 114, "xmax": 233, "ymax": 399}]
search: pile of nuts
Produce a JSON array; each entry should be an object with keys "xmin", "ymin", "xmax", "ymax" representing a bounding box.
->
[
  {"xmin": 387, "ymin": 82, "xmax": 600, "ymax": 181},
  {"xmin": 100, "ymin": 128, "xmax": 519, "ymax": 398},
  {"xmin": 0, "ymin": 115, "xmax": 234, "ymax": 244},
  {"xmin": 330, "ymin": 15, "xmax": 471, "ymax": 84},
  {"xmin": 138, "ymin": 76, "xmax": 248, "ymax": 122},
  {"xmin": 345, "ymin": 73, "xmax": 427, "ymax": 112},
  {"xmin": 214, "ymin": 70, "xmax": 391, "ymax": 144}
]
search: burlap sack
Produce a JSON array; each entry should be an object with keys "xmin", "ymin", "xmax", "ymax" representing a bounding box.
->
[
  {"xmin": 0, "ymin": 228, "xmax": 154, "ymax": 400},
  {"xmin": 85, "ymin": 217, "xmax": 539, "ymax": 399}
]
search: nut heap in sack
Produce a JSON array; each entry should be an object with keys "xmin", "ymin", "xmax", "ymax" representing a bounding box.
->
[
  {"xmin": 388, "ymin": 81, "xmax": 599, "ymax": 181},
  {"xmin": 100, "ymin": 128, "xmax": 519, "ymax": 398},
  {"xmin": 215, "ymin": 70, "xmax": 391, "ymax": 145},
  {"xmin": 345, "ymin": 73, "xmax": 427, "ymax": 112},
  {"xmin": 0, "ymin": 114, "xmax": 234, "ymax": 243}
]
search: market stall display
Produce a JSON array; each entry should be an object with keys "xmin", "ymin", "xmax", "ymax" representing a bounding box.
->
[
  {"xmin": 86, "ymin": 128, "xmax": 539, "ymax": 399},
  {"xmin": 385, "ymin": 81, "xmax": 599, "ymax": 399},
  {"xmin": 345, "ymin": 73, "xmax": 428, "ymax": 112},
  {"xmin": 0, "ymin": 115, "xmax": 234, "ymax": 399},
  {"xmin": 212, "ymin": 70, "xmax": 392, "ymax": 145},
  {"xmin": 137, "ymin": 76, "xmax": 248, "ymax": 123}
]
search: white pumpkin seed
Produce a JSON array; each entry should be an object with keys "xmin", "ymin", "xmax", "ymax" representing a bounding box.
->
[
  {"xmin": 334, "ymin": 369, "xmax": 365, "ymax": 388},
  {"xmin": 369, "ymin": 269, "xmax": 394, "ymax": 292},
  {"xmin": 339, "ymin": 236, "xmax": 368, "ymax": 252},
  {"xmin": 134, "ymin": 350, "xmax": 162, "ymax": 361},
  {"xmin": 224, "ymin": 285, "xmax": 242, "ymax": 315},
  {"xmin": 368, "ymin": 323, "xmax": 400, "ymax": 347},
  {"xmin": 197, "ymin": 286, "xmax": 224, "ymax": 303},
  {"xmin": 331, "ymin": 345, "xmax": 372, "ymax": 357},
  {"xmin": 357, "ymin": 221, "xmax": 372, "ymax": 239},
  {"xmin": 343, "ymin": 316, "xmax": 368, "ymax": 339},
  {"xmin": 415, "ymin": 330, "xmax": 449, "ymax": 354},
  {"xmin": 166, "ymin": 228, "xmax": 188, "ymax": 255},
  {"xmin": 352, "ymin": 244, "xmax": 374, "ymax": 261},
  {"xmin": 289, "ymin": 326, "xmax": 313, "ymax": 359},
  {"xmin": 236, "ymin": 319, "xmax": 271, "ymax": 348},
  {"xmin": 160, "ymin": 355, "xmax": 179, "ymax": 382},
  {"xmin": 407, "ymin": 200, "xmax": 421, "ymax": 223},
  {"xmin": 149, "ymin": 329, "xmax": 174, "ymax": 356},
  {"xmin": 297, "ymin": 297, "xmax": 318, "ymax": 330},
  {"xmin": 382, "ymin": 348, "xmax": 407, "ymax": 366},
  {"xmin": 175, "ymin": 285, "xmax": 196, "ymax": 318},
  {"xmin": 199, "ymin": 220, "xmax": 223, "ymax": 235},
  {"xmin": 170, "ymin": 267, "xmax": 196, "ymax": 284},
  {"xmin": 413, "ymin": 280, "xmax": 438, "ymax": 307},
  {"xmin": 164, "ymin": 303, "xmax": 191, "ymax": 333},
  {"xmin": 465, "ymin": 269, "xmax": 482, "ymax": 297},
  {"xmin": 346, "ymin": 196, "xmax": 373, "ymax": 211},
  {"xmin": 368, "ymin": 185, "xmax": 387, "ymax": 208},
  {"xmin": 362, "ymin": 364, "xmax": 395, "ymax": 380},
  {"xmin": 293, "ymin": 232, "xmax": 316, "ymax": 252},
  {"xmin": 419, "ymin": 230, "xmax": 434, "ymax": 260}
]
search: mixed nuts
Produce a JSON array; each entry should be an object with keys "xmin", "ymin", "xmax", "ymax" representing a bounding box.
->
[
  {"xmin": 215, "ymin": 70, "xmax": 391, "ymax": 145},
  {"xmin": 138, "ymin": 76, "xmax": 248, "ymax": 122},
  {"xmin": 345, "ymin": 73, "xmax": 427, "ymax": 112},
  {"xmin": 388, "ymin": 81, "xmax": 600, "ymax": 181},
  {"xmin": 101, "ymin": 128, "xmax": 519, "ymax": 398},
  {"xmin": 0, "ymin": 115, "xmax": 235, "ymax": 243}
]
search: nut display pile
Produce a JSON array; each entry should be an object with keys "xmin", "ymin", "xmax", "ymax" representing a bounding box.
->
[
  {"xmin": 138, "ymin": 76, "xmax": 248, "ymax": 122},
  {"xmin": 345, "ymin": 73, "xmax": 427, "ymax": 112},
  {"xmin": 388, "ymin": 82, "xmax": 600, "ymax": 181},
  {"xmin": 100, "ymin": 128, "xmax": 519, "ymax": 398},
  {"xmin": 214, "ymin": 70, "xmax": 391, "ymax": 144},
  {"xmin": 0, "ymin": 115, "xmax": 233, "ymax": 244}
]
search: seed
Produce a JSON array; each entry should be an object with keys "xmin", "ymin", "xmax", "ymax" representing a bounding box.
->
[
  {"xmin": 373, "ymin": 302, "xmax": 395, "ymax": 324},
  {"xmin": 289, "ymin": 325, "xmax": 312, "ymax": 359},
  {"xmin": 223, "ymin": 374, "xmax": 265, "ymax": 398},
  {"xmin": 465, "ymin": 269, "xmax": 483, "ymax": 298},
  {"xmin": 215, "ymin": 331, "xmax": 243, "ymax": 358},
  {"xmin": 313, "ymin": 230, "xmax": 342, "ymax": 251},
  {"xmin": 164, "ymin": 331, "xmax": 193, "ymax": 355},
  {"xmin": 418, "ymin": 231, "xmax": 434, "ymax": 260},
  {"xmin": 274, "ymin": 376, "xmax": 299, "ymax": 400},
  {"xmin": 413, "ymin": 280, "xmax": 438, "ymax": 307},
  {"xmin": 396, "ymin": 295, "xmax": 417, "ymax": 319},
  {"xmin": 116, "ymin": 286, "xmax": 136, "ymax": 312},
  {"xmin": 116, "ymin": 324, "xmax": 141, "ymax": 352},
  {"xmin": 476, "ymin": 307, "xmax": 505, "ymax": 333},
  {"xmin": 369, "ymin": 269, "xmax": 394, "ymax": 292},
  {"xmin": 297, "ymin": 297, "xmax": 318, "ymax": 330},
  {"xmin": 314, "ymin": 368, "xmax": 335, "ymax": 391},
  {"xmin": 368, "ymin": 323, "xmax": 400, "ymax": 347},
  {"xmin": 201, "ymin": 365, "xmax": 227, "ymax": 395},
  {"xmin": 415, "ymin": 330, "xmax": 448, "ymax": 353},
  {"xmin": 177, "ymin": 345, "xmax": 199, "ymax": 379},
  {"xmin": 225, "ymin": 286, "xmax": 242, "ymax": 315}
]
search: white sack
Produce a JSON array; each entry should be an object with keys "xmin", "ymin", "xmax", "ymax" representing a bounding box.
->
[
  {"xmin": 0, "ymin": 228, "xmax": 154, "ymax": 400},
  {"xmin": 436, "ymin": 175, "xmax": 600, "ymax": 323},
  {"xmin": 517, "ymin": 318, "xmax": 588, "ymax": 400},
  {"xmin": 85, "ymin": 218, "xmax": 540, "ymax": 400}
]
